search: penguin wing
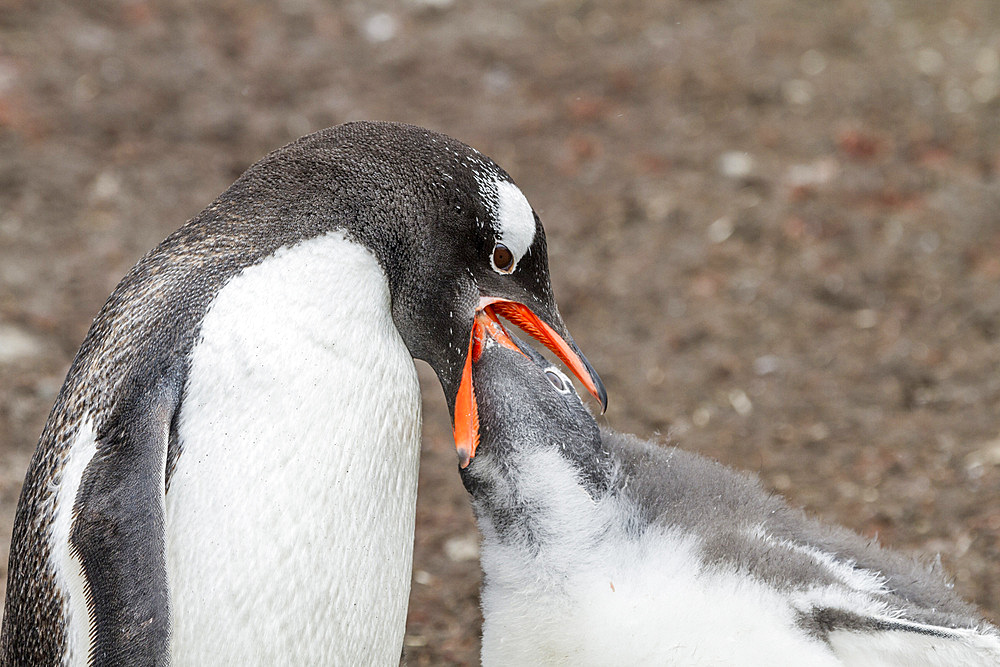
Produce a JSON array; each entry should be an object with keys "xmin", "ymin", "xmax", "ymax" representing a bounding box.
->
[
  {"xmin": 69, "ymin": 380, "xmax": 177, "ymax": 667},
  {"xmin": 825, "ymin": 618, "xmax": 1000, "ymax": 667}
]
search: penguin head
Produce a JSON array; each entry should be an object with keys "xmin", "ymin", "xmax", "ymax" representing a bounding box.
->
[
  {"xmin": 378, "ymin": 147, "xmax": 608, "ymax": 468},
  {"xmin": 458, "ymin": 320, "xmax": 608, "ymax": 505}
]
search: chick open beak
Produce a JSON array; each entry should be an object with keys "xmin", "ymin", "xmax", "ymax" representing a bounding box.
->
[{"xmin": 453, "ymin": 297, "xmax": 607, "ymax": 468}]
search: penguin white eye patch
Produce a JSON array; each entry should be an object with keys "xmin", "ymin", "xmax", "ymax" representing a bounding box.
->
[{"xmin": 490, "ymin": 181, "xmax": 536, "ymax": 274}]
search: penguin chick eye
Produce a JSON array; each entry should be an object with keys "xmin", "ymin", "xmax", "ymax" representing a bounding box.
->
[
  {"xmin": 491, "ymin": 243, "xmax": 515, "ymax": 273},
  {"xmin": 544, "ymin": 369, "xmax": 568, "ymax": 393}
]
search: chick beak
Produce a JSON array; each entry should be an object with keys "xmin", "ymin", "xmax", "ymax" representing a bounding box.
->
[{"xmin": 452, "ymin": 297, "xmax": 606, "ymax": 468}]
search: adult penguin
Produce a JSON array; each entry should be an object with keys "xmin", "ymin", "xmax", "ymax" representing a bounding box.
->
[{"xmin": 0, "ymin": 122, "xmax": 606, "ymax": 666}]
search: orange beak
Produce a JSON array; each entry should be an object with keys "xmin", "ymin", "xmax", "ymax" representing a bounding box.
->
[{"xmin": 453, "ymin": 297, "xmax": 607, "ymax": 468}]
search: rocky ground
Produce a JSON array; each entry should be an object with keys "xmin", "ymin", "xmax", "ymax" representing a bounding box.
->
[{"xmin": 1, "ymin": 0, "xmax": 999, "ymax": 663}]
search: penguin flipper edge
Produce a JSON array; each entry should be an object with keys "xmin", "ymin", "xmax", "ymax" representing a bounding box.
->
[{"xmin": 69, "ymin": 379, "xmax": 178, "ymax": 667}]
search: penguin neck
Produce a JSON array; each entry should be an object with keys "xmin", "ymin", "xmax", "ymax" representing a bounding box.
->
[
  {"xmin": 473, "ymin": 447, "xmax": 623, "ymax": 582},
  {"xmin": 164, "ymin": 230, "xmax": 422, "ymax": 664}
]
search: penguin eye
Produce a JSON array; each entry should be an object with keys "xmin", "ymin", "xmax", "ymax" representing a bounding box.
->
[
  {"xmin": 491, "ymin": 243, "xmax": 515, "ymax": 273},
  {"xmin": 544, "ymin": 370, "xmax": 567, "ymax": 392}
]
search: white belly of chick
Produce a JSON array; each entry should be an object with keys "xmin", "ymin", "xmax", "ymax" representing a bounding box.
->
[
  {"xmin": 480, "ymin": 530, "xmax": 844, "ymax": 667},
  {"xmin": 476, "ymin": 451, "xmax": 840, "ymax": 667}
]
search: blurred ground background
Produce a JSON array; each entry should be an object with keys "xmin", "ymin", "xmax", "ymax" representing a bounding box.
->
[{"xmin": 1, "ymin": 0, "xmax": 999, "ymax": 663}]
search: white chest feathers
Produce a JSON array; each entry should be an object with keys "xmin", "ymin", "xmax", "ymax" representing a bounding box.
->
[
  {"xmin": 164, "ymin": 232, "xmax": 421, "ymax": 666},
  {"xmin": 474, "ymin": 450, "xmax": 1000, "ymax": 667}
]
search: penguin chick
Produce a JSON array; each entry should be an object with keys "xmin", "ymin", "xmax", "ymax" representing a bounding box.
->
[{"xmin": 460, "ymin": 329, "xmax": 1000, "ymax": 667}]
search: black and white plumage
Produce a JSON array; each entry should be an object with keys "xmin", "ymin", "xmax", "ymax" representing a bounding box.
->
[
  {"xmin": 0, "ymin": 122, "xmax": 604, "ymax": 665},
  {"xmin": 461, "ymin": 332, "xmax": 1000, "ymax": 666}
]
